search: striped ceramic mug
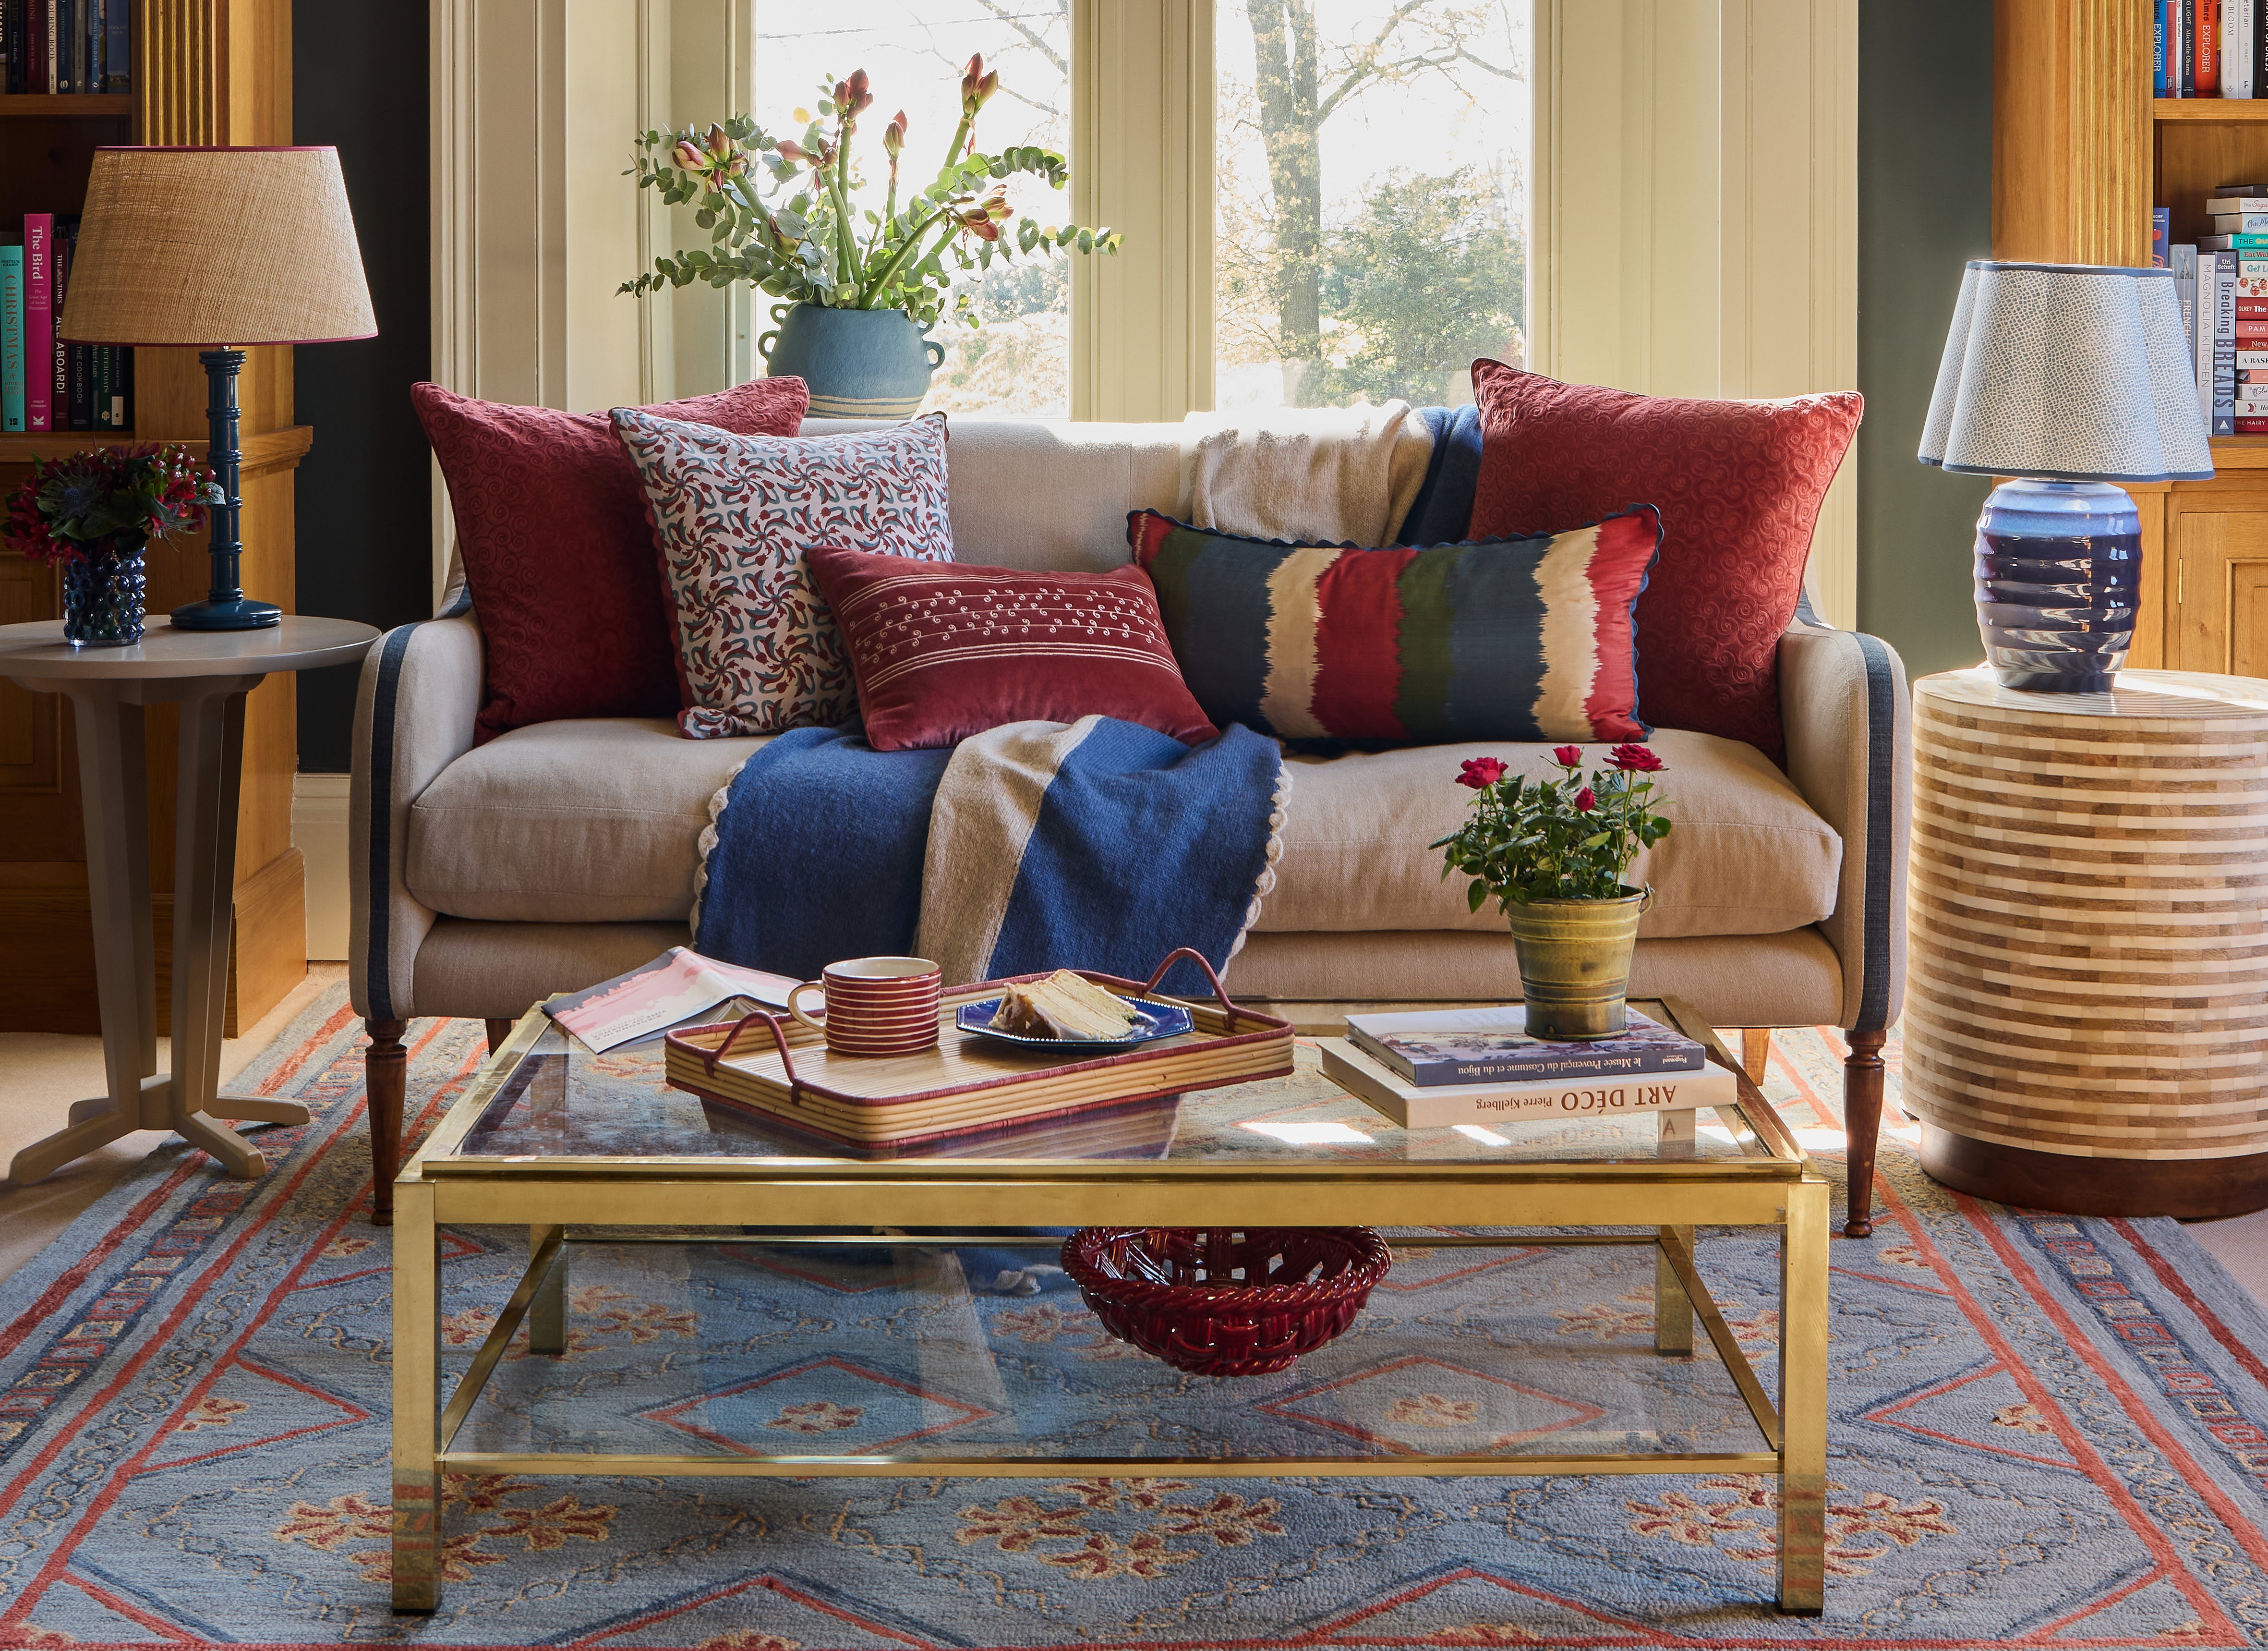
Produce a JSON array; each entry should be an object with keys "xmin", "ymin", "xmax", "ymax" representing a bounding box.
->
[{"xmin": 786, "ymin": 956, "xmax": 943, "ymax": 1058}]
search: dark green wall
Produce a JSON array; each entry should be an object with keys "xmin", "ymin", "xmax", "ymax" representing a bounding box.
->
[
  {"xmin": 1857, "ymin": 0, "xmax": 1994, "ymax": 679},
  {"xmin": 292, "ymin": 5, "xmax": 434, "ymax": 773}
]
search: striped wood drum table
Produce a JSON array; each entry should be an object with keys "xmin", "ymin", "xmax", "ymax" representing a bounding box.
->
[{"xmin": 1905, "ymin": 668, "xmax": 2268, "ymax": 1217}]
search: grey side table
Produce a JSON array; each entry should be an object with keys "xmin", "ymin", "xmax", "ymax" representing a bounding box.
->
[{"xmin": 0, "ymin": 616, "xmax": 378, "ymax": 1186}]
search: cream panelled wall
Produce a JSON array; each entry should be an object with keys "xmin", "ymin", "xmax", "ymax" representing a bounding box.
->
[
  {"xmin": 428, "ymin": 0, "xmax": 753, "ymax": 601},
  {"xmin": 430, "ymin": 0, "xmax": 1859, "ymax": 619},
  {"xmin": 1533, "ymin": 0, "xmax": 1859, "ymax": 628}
]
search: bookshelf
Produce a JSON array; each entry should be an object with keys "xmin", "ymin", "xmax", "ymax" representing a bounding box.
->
[
  {"xmin": 0, "ymin": 5, "xmax": 314, "ymax": 1036},
  {"xmin": 1998, "ymin": 1, "xmax": 2268, "ymax": 685}
]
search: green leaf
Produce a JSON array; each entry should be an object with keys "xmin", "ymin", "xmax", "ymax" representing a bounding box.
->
[
  {"xmin": 1076, "ymin": 228, "xmax": 1093, "ymax": 253},
  {"xmin": 1467, "ymin": 879, "xmax": 1488, "ymax": 913}
]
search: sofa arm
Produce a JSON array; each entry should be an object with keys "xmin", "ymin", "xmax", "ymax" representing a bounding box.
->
[
  {"xmin": 1778, "ymin": 619, "xmax": 1910, "ymax": 1032},
  {"xmin": 349, "ymin": 611, "xmax": 483, "ymax": 1021}
]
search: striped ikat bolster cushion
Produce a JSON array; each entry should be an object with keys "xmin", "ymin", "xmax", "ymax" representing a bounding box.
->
[{"xmin": 1127, "ymin": 505, "xmax": 1663, "ymax": 746}]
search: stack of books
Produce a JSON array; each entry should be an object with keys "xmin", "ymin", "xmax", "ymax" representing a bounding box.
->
[
  {"xmin": 0, "ymin": 213, "xmax": 134, "ymax": 435},
  {"xmin": 1318, "ymin": 1006, "xmax": 1738, "ymax": 1130},
  {"xmin": 0, "ymin": 1, "xmax": 134, "ymax": 94},
  {"xmin": 2159, "ymin": 0, "xmax": 2266, "ymax": 97},
  {"xmin": 2157, "ymin": 185, "xmax": 2268, "ymax": 437}
]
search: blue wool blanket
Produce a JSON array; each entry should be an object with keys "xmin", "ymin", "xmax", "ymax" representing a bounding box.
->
[{"xmin": 692, "ymin": 716, "xmax": 1288, "ymax": 999}]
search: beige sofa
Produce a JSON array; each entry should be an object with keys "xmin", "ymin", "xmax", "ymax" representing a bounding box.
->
[{"xmin": 352, "ymin": 418, "xmax": 1909, "ymax": 1231}]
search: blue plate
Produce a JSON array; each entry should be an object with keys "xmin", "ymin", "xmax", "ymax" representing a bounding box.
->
[{"xmin": 955, "ymin": 995, "xmax": 1194, "ymax": 1054}]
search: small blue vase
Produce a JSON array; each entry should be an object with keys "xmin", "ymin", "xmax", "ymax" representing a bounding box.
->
[
  {"xmin": 758, "ymin": 303, "xmax": 946, "ymax": 418},
  {"xmin": 61, "ymin": 538, "xmax": 148, "ymax": 648},
  {"xmin": 1972, "ymin": 478, "xmax": 2140, "ymax": 693}
]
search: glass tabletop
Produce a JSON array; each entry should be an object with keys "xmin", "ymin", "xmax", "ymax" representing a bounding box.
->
[{"xmin": 429, "ymin": 1008, "xmax": 1793, "ymax": 1173}]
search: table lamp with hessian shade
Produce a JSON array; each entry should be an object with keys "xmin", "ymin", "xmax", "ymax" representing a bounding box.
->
[
  {"xmin": 1919, "ymin": 260, "xmax": 2212, "ymax": 693},
  {"xmin": 59, "ymin": 146, "xmax": 376, "ymax": 630}
]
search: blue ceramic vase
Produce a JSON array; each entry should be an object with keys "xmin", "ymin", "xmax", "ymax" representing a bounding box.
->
[
  {"xmin": 1972, "ymin": 478, "xmax": 2140, "ymax": 693},
  {"xmin": 758, "ymin": 303, "xmax": 946, "ymax": 418},
  {"xmin": 61, "ymin": 537, "xmax": 148, "ymax": 648}
]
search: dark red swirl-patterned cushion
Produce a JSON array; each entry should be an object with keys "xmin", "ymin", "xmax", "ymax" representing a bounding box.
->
[
  {"xmin": 615, "ymin": 411, "xmax": 957, "ymax": 738},
  {"xmin": 807, "ymin": 548, "xmax": 1220, "ymax": 751},
  {"xmin": 413, "ymin": 377, "xmax": 808, "ymax": 742},
  {"xmin": 1468, "ymin": 363, "xmax": 1861, "ymax": 762}
]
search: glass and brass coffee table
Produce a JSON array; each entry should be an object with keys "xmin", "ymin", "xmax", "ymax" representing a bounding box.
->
[{"xmin": 391, "ymin": 995, "xmax": 1829, "ymax": 1615}]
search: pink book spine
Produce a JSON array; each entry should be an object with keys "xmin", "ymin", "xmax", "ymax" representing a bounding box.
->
[{"xmin": 23, "ymin": 215, "xmax": 51, "ymax": 433}]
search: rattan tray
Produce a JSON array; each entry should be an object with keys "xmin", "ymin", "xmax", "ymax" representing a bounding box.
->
[{"xmin": 663, "ymin": 948, "xmax": 1293, "ymax": 1149}]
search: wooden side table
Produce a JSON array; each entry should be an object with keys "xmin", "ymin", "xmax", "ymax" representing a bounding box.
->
[
  {"xmin": 1905, "ymin": 668, "xmax": 2268, "ymax": 1217},
  {"xmin": 0, "ymin": 617, "xmax": 377, "ymax": 1186}
]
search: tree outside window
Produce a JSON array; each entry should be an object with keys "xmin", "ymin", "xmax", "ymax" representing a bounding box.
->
[{"xmin": 1217, "ymin": 0, "xmax": 1529, "ymax": 410}]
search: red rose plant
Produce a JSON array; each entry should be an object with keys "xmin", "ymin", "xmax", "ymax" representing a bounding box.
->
[{"xmin": 1433, "ymin": 741, "xmax": 1674, "ymax": 910}]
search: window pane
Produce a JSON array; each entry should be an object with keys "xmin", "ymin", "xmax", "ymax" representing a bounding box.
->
[
  {"xmin": 752, "ymin": 4, "xmax": 1074, "ymax": 418},
  {"xmin": 1215, "ymin": 0, "xmax": 1531, "ymax": 411}
]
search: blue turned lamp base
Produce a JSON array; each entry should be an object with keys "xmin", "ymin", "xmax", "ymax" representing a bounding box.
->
[{"xmin": 1973, "ymin": 477, "xmax": 2141, "ymax": 693}]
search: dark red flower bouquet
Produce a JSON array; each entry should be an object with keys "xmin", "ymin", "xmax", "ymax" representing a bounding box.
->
[
  {"xmin": 1433, "ymin": 743, "xmax": 1675, "ymax": 908},
  {"xmin": 4, "ymin": 443, "xmax": 221, "ymax": 566}
]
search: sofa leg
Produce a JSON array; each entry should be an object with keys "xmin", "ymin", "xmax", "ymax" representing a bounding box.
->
[
  {"xmin": 1740, "ymin": 1028, "xmax": 1772, "ymax": 1084},
  {"xmin": 366, "ymin": 1018, "xmax": 408, "ymax": 1228},
  {"xmin": 1842, "ymin": 1027, "xmax": 1888, "ymax": 1238},
  {"xmin": 484, "ymin": 1019, "xmax": 512, "ymax": 1055}
]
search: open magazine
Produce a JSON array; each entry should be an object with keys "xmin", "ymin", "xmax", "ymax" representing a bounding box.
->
[{"xmin": 543, "ymin": 947, "xmax": 797, "ymax": 1053}]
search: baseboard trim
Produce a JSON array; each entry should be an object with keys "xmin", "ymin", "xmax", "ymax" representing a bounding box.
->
[{"xmin": 293, "ymin": 772, "xmax": 352, "ymax": 963}]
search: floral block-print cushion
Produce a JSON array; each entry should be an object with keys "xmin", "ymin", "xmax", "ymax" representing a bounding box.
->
[{"xmin": 613, "ymin": 408, "xmax": 955, "ymax": 738}]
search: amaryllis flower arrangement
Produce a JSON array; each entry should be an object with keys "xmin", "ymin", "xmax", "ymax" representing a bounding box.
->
[
  {"xmin": 1432, "ymin": 743, "xmax": 1675, "ymax": 909},
  {"xmin": 3, "ymin": 443, "xmax": 220, "ymax": 566},
  {"xmin": 620, "ymin": 55, "xmax": 1122, "ymax": 330}
]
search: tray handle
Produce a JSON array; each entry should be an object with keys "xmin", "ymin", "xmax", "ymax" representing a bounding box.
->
[
  {"xmin": 703, "ymin": 1008, "xmax": 806, "ymax": 1103},
  {"xmin": 1140, "ymin": 947, "xmax": 1243, "ymax": 1029}
]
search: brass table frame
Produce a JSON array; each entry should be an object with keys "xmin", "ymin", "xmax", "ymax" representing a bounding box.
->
[{"xmin": 391, "ymin": 997, "xmax": 1831, "ymax": 1615}]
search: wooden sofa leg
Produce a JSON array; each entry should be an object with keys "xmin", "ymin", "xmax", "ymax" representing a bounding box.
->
[
  {"xmin": 1740, "ymin": 1029, "xmax": 1772, "ymax": 1084},
  {"xmin": 1842, "ymin": 1028, "xmax": 1888, "ymax": 1238},
  {"xmin": 484, "ymin": 1019, "xmax": 512, "ymax": 1055},
  {"xmin": 366, "ymin": 1018, "xmax": 408, "ymax": 1228}
]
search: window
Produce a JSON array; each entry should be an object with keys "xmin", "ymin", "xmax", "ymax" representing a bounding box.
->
[
  {"xmin": 1214, "ymin": 0, "xmax": 1531, "ymax": 410},
  {"xmin": 752, "ymin": 3, "xmax": 1075, "ymax": 418}
]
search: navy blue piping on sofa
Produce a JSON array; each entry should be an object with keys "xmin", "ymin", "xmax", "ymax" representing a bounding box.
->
[{"xmin": 1850, "ymin": 630, "xmax": 1897, "ymax": 1035}]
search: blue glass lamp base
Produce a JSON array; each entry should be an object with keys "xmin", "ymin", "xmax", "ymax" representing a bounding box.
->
[
  {"xmin": 170, "ymin": 595, "xmax": 282, "ymax": 631},
  {"xmin": 1973, "ymin": 478, "xmax": 2141, "ymax": 693}
]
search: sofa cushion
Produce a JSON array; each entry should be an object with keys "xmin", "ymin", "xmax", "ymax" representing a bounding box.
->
[
  {"xmin": 1258, "ymin": 728, "xmax": 1840, "ymax": 940},
  {"xmin": 1468, "ymin": 364, "xmax": 1861, "ymax": 763},
  {"xmin": 413, "ymin": 377, "xmax": 809, "ymax": 743},
  {"xmin": 615, "ymin": 410, "xmax": 956, "ymax": 739},
  {"xmin": 406, "ymin": 719, "xmax": 769, "ymax": 923},
  {"xmin": 1129, "ymin": 505, "xmax": 1661, "ymax": 745},
  {"xmin": 808, "ymin": 547, "xmax": 1218, "ymax": 751}
]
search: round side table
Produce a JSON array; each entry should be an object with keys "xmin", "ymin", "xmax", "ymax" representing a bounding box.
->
[
  {"xmin": 1905, "ymin": 667, "xmax": 2268, "ymax": 1217},
  {"xmin": 0, "ymin": 617, "xmax": 378, "ymax": 1187}
]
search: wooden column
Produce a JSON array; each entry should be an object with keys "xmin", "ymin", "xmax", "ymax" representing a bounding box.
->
[
  {"xmin": 1905, "ymin": 669, "xmax": 2268, "ymax": 1217},
  {"xmin": 1992, "ymin": 0, "xmax": 2152, "ymax": 267}
]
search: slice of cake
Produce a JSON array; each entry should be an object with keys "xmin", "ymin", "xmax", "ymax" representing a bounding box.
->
[{"xmin": 989, "ymin": 970, "xmax": 1144, "ymax": 1039}]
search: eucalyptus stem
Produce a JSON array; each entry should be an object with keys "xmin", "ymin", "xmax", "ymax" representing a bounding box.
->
[{"xmin": 857, "ymin": 203, "xmax": 951, "ymax": 306}]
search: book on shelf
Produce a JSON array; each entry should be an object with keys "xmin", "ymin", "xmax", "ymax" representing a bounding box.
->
[
  {"xmin": 2176, "ymin": 243, "xmax": 2200, "ymax": 358},
  {"xmin": 23, "ymin": 214, "xmax": 49, "ymax": 432},
  {"xmin": 1341, "ymin": 1005, "xmax": 1706, "ymax": 1087},
  {"xmin": 0, "ymin": 238, "xmax": 19, "ymax": 433},
  {"xmin": 2156, "ymin": 207, "xmax": 2172, "ymax": 268},
  {"xmin": 2217, "ymin": 249, "xmax": 2239, "ymax": 435},
  {"xmin": 1319, "ymin": 1038, "xmax": 1737, "ymax": 1132},
  {"xmin": 2232, "ymin": 0, "xmax": 2258, "ymax": 97}
]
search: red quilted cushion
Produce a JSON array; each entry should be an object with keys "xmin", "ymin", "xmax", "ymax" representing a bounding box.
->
[
  {"xmin": 414, "ymin": 377, "xmax": 809, "ymax": 741},
  {"xmin": 1468, "ymin": 363, "xmax": 1860, "ymax": 762},
  {"xmin": 807, "ymin": 548, "xmax": 1220, "ymax": 752}
]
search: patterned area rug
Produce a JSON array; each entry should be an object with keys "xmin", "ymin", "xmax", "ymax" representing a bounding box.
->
[{"xmin": 5, "ymin": 988, "xmax": 2268, "ymax": 1649}]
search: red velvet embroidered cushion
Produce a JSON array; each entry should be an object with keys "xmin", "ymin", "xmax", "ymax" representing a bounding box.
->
[
  {"xmin": 806, "ymin": 548, "xmax": 1221, "ymax": 752},
  {"xmin": 413, "ymin": 376, "xmax": 809, "ymax": 742},
  {"xmin": 1467, "ymin": 363, "xmax": 1861, "ymax": 761}
]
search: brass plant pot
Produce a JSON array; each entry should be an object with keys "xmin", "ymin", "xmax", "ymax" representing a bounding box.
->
[{"xmin": 1504, "ymin": 886, "xmax": 1652, "ymax": 1041}]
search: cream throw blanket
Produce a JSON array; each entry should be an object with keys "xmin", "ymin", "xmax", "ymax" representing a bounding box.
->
[{"xmin": 1182, "ymin": 398, "xmax": 1437, "ymax": 546}]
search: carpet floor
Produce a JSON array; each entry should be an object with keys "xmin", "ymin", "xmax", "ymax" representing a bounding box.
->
[{"xmin": 4, "ymin": 987, "xmax": 2268, "ymax": 1649}]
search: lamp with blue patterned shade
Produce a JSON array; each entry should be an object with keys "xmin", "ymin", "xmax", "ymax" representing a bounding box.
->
[{"xmin": 1919, "ymin": 260, "xmax": 2212, "ymax": 692}]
